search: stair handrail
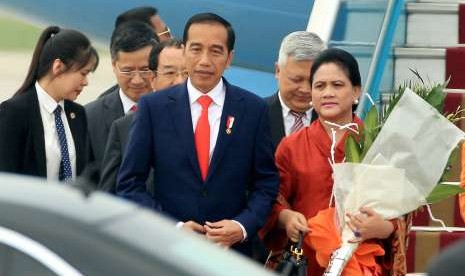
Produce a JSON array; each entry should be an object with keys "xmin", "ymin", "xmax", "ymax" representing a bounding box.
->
[{"xmin": 356, "ymin": 0, "xmax": 405, "ymax": 117}]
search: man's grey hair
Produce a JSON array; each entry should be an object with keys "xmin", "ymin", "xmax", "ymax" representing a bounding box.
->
[{"xmin": 277, "ymin": 31, "xmax": 326, "ymax": 67}]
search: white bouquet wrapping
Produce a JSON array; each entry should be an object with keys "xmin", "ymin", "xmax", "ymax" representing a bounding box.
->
[{"xmin": 324, "ymin": 88, "xmax": 465, "ymax": 275}]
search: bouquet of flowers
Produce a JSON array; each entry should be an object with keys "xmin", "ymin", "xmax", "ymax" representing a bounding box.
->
[{"xmin": 315, "ymin": 79, "xmax": 465, "ymax": 275}]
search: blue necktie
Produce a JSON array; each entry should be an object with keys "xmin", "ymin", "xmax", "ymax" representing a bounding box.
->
[{"xmin": 54, "ymin": 105, "xmax": 72, "ymax": 182}]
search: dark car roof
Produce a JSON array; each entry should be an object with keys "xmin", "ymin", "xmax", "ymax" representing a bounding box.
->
[{"xmin": 0, "ymin": 173, "xmax": 273, "ymax": 276}]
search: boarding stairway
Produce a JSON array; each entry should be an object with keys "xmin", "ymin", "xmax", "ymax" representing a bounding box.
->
[
  {"xmin": 395, "ymin": 0, "xmax": 465, "ymax": 273},
  {"xmin": 329, "ymin": 0, "xmax": 465, "ymax": 273}
]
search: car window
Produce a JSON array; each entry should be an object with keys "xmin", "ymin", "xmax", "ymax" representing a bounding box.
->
[
  {"xmin": 0, "ymin": 243, "xmax": 58, "ymax": 276},
  {"xmin": 0, "ymin": 226, "xmax": 82, "ymax": 276}
]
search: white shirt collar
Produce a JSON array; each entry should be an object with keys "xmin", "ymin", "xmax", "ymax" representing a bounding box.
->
[
  {"xmin": 277, "ymin": 90, "xmax": 312, "ymax": 118},
  {"xmin": 187, "ymin": 78, "xmax": 225, "ymax": 107},
  {"xmin": 35, "ymin": 82, "xmax": 64, "ymax": 114},
  {"xmin": 119, "ymin": 88, "xmax": 137, "ymax": 114}
]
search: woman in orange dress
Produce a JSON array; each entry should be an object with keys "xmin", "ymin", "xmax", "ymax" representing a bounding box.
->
[{"xmin": 260, "ymin": 48, "xmax": 408, "ymax": 275}]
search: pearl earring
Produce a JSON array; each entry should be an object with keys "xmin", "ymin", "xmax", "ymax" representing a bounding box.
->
[
  {"xmin": 354, "ymin": 99, "xmax": 359, "ymax": 104},
  {"xmin": 309, "ymin": 101, "xmax": 313, "ymax": 107}
]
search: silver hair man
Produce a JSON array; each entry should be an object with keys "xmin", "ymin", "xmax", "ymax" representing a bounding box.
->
[{"xmin": 277, "ymin": 31, "xmax": 326, "ymax": 67}]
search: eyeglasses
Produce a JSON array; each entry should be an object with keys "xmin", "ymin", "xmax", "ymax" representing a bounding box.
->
[
  {"xmin": 116, "ymin": 65, "xmax": 153, "ymax": 78},
  {"xmin": 155, "ymin": 69, "xmax": 189, "ymax": 80}
]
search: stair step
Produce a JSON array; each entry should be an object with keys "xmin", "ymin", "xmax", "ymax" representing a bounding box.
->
[
  {"xmin": 394, "ymin": 47, "xmax": 446, "ymax": 87},
  {"xmin": 405, "ymin": 43, "xmax": 465, "ymax": 48},
  {"xmin": 444, "ymin": 88, "xmax": 465, "ymax": 94},
  {"xmin": 406, "ymin": 2, "xmax": 459, "ymax": 46},
  {"xmin": 407, "ymin": 2, "xmax": 459, "ymax": 13},
  {"xmin": 417, "ymin": 0, "xmax": 465, "ymax": 4},
  {"xmin": 395, "ymin": 47, "xmax": 446, "ymax": 58}
]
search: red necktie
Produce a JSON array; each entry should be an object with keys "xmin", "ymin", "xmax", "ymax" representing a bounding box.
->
[
  {"xmin": 195, "ymin": 95, "xmax": 213, "ymax": 181},
  {"xmin": 130, "ymin": 105, "xmax": 137, "ymax": 112}
]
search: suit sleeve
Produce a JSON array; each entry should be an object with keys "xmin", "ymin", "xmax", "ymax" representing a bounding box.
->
[
  {"xmin": 116, "ymin": 97, "xmax": 157, "ymax": 209},
  {"xmin": 99, "ymin": 120, "xmax": 122, "ymax": 193},
  {"xmin": 259, "ymin": 137, "xmax": 294, "ymax": 251},
  {"xmin": 234, "ymin": 103, "xmax": 279, "ymax": 236},
  {"xmin": 0, "ymin": 100, "xmax": 26, "ymax": 173}
]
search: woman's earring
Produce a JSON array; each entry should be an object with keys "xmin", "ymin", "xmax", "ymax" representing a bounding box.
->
[
  {"xmin": 309, "ymin": 101, "xmax": 313, "ymax": 107},
  {"xmin": 354, "ymin": 99, "xmax": 359, "ymax": 104}
]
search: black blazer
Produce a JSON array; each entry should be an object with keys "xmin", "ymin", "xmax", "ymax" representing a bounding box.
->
[
  {"xmin": 0, "ymin": 86, "xmax": 88, "ymax": 178},
  {"xmin": 265, "ymin": 93, "xmax": 286, "ymax": 150}
]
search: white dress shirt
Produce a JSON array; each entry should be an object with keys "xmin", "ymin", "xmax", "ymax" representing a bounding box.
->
[
  {"xmin": 35, "ymin": 82, "xmax": 76, "ymax": 181},
  {"xmin": 278, "ymin": 91, "xmax": 312, "ymax": 136},
  {"xmin": 119, "ymin": 89, "xmax": 137, "ymax": 114},
  {"xmin": 187, "ymin": 78, "xmax": 225, "ymax": 159}
]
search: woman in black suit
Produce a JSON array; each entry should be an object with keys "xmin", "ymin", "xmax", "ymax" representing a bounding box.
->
[{"xmin": 0, "ymin": 26, "xmax": 99, "ymax": 182}]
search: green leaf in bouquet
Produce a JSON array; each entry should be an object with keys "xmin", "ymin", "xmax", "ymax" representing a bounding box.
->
[
  {"xmin": 440, "ymin": 145, "xmax": 459, "ymax": 182},
  {"xmin": 361, "ymin": 105, "xmax": 379, "ymax": 158},
  {"xmin": 426, "ymin": 184, "xmax": 465, "ymax": 204},
  {"xmin": 364, "ymin": 105, "xmax": 378, "ymax": 134},
  {"xmin": 345, "ymin": 134, "xmax": 362, "ymax": 163},
  {"xmin": 424, "ymin": 84, "xmax": 445, "ymax": 113}
]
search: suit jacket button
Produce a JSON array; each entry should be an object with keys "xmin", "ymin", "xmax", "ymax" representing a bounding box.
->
[{"xmin": 202, "ymin": 190, "xmax": 208, "ymax": 197}]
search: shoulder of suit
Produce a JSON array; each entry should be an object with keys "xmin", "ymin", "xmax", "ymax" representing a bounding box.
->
[
  {"xmin": 85, "ymin": 88, "xmax": 120, "ymax": 112},
  {"xmin": 227, "ymin": 83, "xmax": 266, "ymax": 105},
  {"xmin": 114, "ymin": 113, "xmax": 134, "ymax": 126},
  {"xmin": 65, "ymin": 100, "xmax": 85, "ymax": 113},
  {"xmin": 240, "ymin": 91, "xmax": 267, "ymax": 112},
  {"xmin": 141, "ymin": 84, "xmax": 181, "ymax": 103},
  {"xmin": 0, "ymin": 88, "xmax": 36, "ymax": 112},
  {"xmin": 97, "ymin": 84, "xmax": 119, "ymax": 99}
]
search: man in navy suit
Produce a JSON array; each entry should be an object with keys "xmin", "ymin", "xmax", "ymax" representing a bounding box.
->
[{"xmin": 117, "ymin": 13, "xmax": 279, "ymax": 256}]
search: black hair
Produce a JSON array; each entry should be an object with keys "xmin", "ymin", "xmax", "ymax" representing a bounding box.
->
[
  {"xmin": 115, "ymin": 6, "xmax": 158, "ymax": 28},
  {"xmin": 15, "ymin": 26, "xmax": 99, "ymax": 95},
  {"xmin": 149, "ymin": 38, "xmax": 183, "ymax": 71},
  {"xmin": 310, "ymin": 48, "xmax": 361, "ymax": 88},
  {"xmin": 183, "ymin": 12, "xmax": 235, "ymax": 52},
  {"xmin": 110, "ymin": 21, "xmax": 159, "ymax": 60},
  {"xmin": 310, "ymin": 48, "xmax": 361, "ymax": 112}
]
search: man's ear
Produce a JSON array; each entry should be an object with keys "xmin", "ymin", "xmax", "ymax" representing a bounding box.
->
[
  {"xmin": 274, "ymin": 62, "xmax": 280, "ymax": 80},
  {"xmin": 225, "ymin": 49, "xmax": 234, "ymax": 69}
]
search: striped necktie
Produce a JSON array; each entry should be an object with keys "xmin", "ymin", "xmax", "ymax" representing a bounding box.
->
[{"xmin": 290, "ymin": 110, "xmax": 305, "ymax": 134}]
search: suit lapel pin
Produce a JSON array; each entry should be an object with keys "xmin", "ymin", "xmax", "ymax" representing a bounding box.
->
[
  {"xmin": 226, "ymin": 116, "xmax": 234, "ymax": 135},
  {"xmin": 70, "ymin": 112, "xmax": 76, "ymax": 119}
]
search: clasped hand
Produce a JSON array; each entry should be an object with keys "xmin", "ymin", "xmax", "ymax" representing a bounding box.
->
[
  {"xmin": 181, "ymin": 220, "xmax": 243, "ymax": 248},
  {"xmin": 346, "ymin": 207, "xmax": 394, "ymax": 243}
]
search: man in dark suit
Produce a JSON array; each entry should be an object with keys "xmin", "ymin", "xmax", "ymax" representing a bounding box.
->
[
  {"xmin": 85, "ymin": 21, "xmax": 158, "ymax": 179},
  {"xmin": 97, "ymin": 6, "xmax": 171, "ymax": 99},
  {"xmin": 267, "ymin": 31, "xmax": 325, "ymax": 148},
  {"xmin": 117, "ymin": 13, "xmax": 279, "ymax": 257},
  {"xmin": 99, "ymin": 39, "xmax": 187, "ymax": 193}
]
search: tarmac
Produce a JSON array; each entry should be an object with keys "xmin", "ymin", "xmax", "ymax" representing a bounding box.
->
[{"xmin": 0, "ymin": 51, "xmax": 115, "ymax": 105}]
